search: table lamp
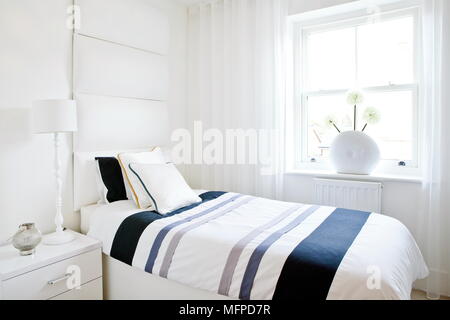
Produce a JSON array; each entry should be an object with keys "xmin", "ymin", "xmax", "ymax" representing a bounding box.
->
[{"xmin": 32, "ymin": 99, "xmax": 77, "ymax": 245}]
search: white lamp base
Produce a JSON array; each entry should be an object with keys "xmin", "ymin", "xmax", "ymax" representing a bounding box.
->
[{"xmin": 43, "ymin": 231, "xmax": 75, "ymax": 245}]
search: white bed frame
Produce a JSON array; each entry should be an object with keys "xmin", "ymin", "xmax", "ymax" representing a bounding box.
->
[{"xmin": 102, "ymin": 254, "xmax": 232, "ymax": 300}]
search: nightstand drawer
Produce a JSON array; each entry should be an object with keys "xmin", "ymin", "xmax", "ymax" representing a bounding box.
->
[
  {"xmin": 2, "ymin": 248, "xmax": 102, "ymax": 300},
  {"xmin": 50, "ymin": 277, "xmax": 103, "ymax": 300}
]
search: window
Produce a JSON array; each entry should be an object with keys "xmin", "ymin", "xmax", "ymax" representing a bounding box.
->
[{"xmin": 293, "ymin": 7, "xmax": 420, "ymax": 171}]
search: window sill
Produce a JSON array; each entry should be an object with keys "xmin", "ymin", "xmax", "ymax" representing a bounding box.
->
[{"xmin": 285, "ymin": 169, "xmax": 422, "ymax": 183}]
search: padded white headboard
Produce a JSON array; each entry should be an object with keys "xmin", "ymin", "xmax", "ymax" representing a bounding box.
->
[
  {"xmin": 74, "ymin": 94, "xmax": 169, "ymax": 152},
  {"xmin": 73, "ymin": 0, "xmax": 171, "ymax": 210}
]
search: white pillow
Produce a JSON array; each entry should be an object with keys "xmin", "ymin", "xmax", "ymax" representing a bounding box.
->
[
  {"xmin": 74, "ymin": 150, "xmax": 144, "ymax": 210},
  {"xmin": 118, "ymin": 148, "xmax": 166, "ymax": 208},
  {"xmin": 94, "ymin": 160, "xmax": 108, "ymax": 204},
  {"xmin": 128, "ymin": 163, "xmax": 201, "ymax": 214}
]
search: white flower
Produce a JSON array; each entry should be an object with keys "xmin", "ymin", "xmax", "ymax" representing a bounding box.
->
[
  {"xmin": 324, "ymin": 114, "xmax": 338, "ymax": 128},
  {"xmin": 346, "ymin": 90, "xmax": 364, "ymax": 105},
  {"xmin": 362, "ymin": 107, "xmax": 381, "ymax": 124}
]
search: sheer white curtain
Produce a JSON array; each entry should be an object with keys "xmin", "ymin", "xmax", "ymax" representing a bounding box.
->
[
  {"xmin": 420, "ymin": 0, "xmax": 450, "ymax": 299},
  {"xmin": 187, "ymin": 0, "xmax": 288, "ymax": 199}
]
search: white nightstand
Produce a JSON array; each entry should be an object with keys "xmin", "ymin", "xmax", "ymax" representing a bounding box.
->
[{"xmin": 0, "ymin": 230, "xmax": 102, "ymax": 300}]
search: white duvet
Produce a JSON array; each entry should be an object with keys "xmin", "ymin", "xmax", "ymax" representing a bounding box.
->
[{"xmin": 87, "ymin": 193, "xmax": 428, "ymax": 300}]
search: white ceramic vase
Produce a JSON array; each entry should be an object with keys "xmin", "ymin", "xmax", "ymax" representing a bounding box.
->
[{"xmin": 329, "ymin": 131, "xmax": 380, "ymax": 175}]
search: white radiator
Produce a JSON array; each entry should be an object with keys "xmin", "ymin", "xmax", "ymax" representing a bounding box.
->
[{"xmin": 314, "ymin": 178, "xmax": 382, "ymax": 213}]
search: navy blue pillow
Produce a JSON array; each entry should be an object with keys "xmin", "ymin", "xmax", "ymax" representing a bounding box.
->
[{"xmin": 95, "ymin": 157, "xmax": 128, "ymax": 203}]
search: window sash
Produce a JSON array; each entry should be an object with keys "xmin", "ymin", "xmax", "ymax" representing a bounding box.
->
[{"xmin": 293, "ymin": 6, "xmax": 421, "ymax": 172}]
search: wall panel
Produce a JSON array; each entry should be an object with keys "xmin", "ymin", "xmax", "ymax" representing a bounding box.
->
[
  {"xmin": 75, "ymin": 0, "xmax": 170, "ymax": 55},
  {"xmin": 74, "ymin": 34, "xmax": 169, "ymax": 101},
  {"xmin": 75, "ymin": 93, "xmax": 170, "ymax": 152}
]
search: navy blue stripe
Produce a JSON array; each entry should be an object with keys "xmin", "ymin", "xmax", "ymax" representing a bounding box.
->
[
  {"xmin": 110, "ymin": 211, "xmax": 160, "ymax": 265},
  {"xmin": 109, "ymin": 191, "xmax": 226, "ymax": 266},
  {"xmin": 128, "ymin": 164, "xmax": 159, "ymax": 212},
  {"xmin": 272, "ymin": 208, "xmax": 371, "ymax": 300},
  {"xmin": 239, "ymin": 205, "xmax": 319, "ymax": 300}
]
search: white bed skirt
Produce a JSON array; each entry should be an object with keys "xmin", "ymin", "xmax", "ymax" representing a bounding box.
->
[{"xmin": 102, "ymin": 254, "xmax": 232, "ymax": 300}]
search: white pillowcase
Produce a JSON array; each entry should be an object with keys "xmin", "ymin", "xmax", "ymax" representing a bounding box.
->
[
  {"xmin": 118, "ymin": 148, "xmax": 166, "ymax": 209},
  {"xmin": 94, "ymin": 160, "xmax": 108, "ymax": 204},
  {"xmin": 128, "ymin": 163, "xmax": 201, "ymax": 214}
]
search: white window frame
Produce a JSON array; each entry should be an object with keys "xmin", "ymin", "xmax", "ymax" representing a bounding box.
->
[{"xmin": 288, "ymin": 1, "xmax": 423, "ymax": 177}]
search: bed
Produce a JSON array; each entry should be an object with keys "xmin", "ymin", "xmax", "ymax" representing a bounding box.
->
[
  {"xmin": 81, "ymin": 190, "xmax": 428, "ymax": 300},
  {"xmin": 71, "ymin": 2, "xmax": 428, "ymax": 300}
]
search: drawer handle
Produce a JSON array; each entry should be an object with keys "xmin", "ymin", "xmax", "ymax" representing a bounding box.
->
[{"xmin": 48, "ymin": 272, "xmax": 73, "ymax": 285}]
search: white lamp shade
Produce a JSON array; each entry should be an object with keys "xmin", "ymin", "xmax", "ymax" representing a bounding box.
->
[{"xmin": 32, "ymin": 99, "xmax": 78, "ymax": 133}]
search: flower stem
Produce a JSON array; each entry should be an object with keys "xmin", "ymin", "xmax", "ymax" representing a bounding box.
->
[
  {"xmin": 332, "ymin": 122, "xmax": 341, "ymax": 133},
  {"xmin": 362, "ymin": 123, "xmax": 368, "ymax": 132},
  {"xmin": 353, "ymin": 105, "xmax": 357, "ymax": 131}
]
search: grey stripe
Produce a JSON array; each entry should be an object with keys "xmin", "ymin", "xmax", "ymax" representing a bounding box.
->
[
  {"xmin": 218, "ymin": 204, "xmax": 304, "ymax": 296},
  {"xmin": 145, "ymin": 193, "xmax": 243, "ymax": 273},
  {"xmin": 158, "ymin": 196, "xmax": 254, "ymax": 278},
  {"xmin": 239, "ymin": 205, "xmax": 321, "ymax": 300}
]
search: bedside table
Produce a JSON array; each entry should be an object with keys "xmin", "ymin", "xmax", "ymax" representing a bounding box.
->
[{"xmin": 0, "ymin": 230, "xmax": 102, "ymax": 300}]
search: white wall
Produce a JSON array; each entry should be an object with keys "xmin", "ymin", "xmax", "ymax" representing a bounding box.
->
[
  {"xmin": 0, "ymin": 0, "xmax": 73, "ymax": 240},
  {"xmin": 0, "ymin": 0, "xmax": 188, "ymax": 241}
]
